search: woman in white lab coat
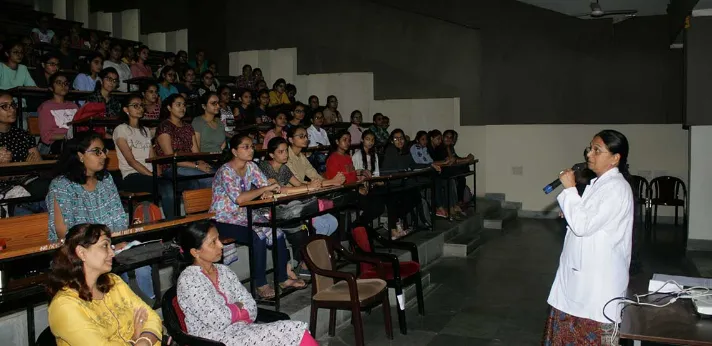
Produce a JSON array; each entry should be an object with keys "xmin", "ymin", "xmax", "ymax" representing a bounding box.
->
[{"xmin": 543, "ymin": 129, "xmax": 634, "ymax": 345}]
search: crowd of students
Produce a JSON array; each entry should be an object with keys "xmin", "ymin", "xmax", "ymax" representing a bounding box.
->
[{"xmin": 0, "ymin": 20, "xmax": 476, "ymax": 345}]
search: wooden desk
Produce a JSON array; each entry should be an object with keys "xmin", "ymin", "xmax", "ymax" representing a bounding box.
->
[
  {"xmin": 0, "ymin": 212, "xmax": 214, "ymax": 262},
  {"xmin": 620, "ymin": 275, "xmax": 712, "ymax": 346},
  {"xmin": 0, "ymin": 160, "xmax": 56, "ymax": 177}
]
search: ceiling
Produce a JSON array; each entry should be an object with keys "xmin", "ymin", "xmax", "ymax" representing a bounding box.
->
[{"xmin": 516, "ymin": 0, "xmax": 671, "ymax": 18}]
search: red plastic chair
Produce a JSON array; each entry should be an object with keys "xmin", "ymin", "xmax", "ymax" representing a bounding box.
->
[{"xmin": 350, "ymin": 226, "xmax": 425, "ymax": 335}]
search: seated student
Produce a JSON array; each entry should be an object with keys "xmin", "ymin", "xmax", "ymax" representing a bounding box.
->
[
  {"xmin": 46, "ymin": 132, "xmax": 155, "ymax": 299},
  {"xmin": 382, "ymin": 129, "xmax": 440, "ymax": 237},
  {"xmin": 31, "ymin": 15, "xmax": 57, "ymax": 45},
  {"xmin": 211, "ymin": 134, "xmax": 306, "ymax": 299},
  {"xmin": 130, "ymin": 45, "xmax": 153, "ymax": 78},
  {"xmin": 47, "ymin": 224, "xmax": 162, "ymax": 346},
  {"xmin": 234, "ymin": 88, "xmax": 256, "ymax": 127},
  {"xmin": 155, "ymin": 94, "xmax": 214, "ymax": 217},
  {"xmin": 443, "ymin": 129, "xmax": 475, "ymax": 205},
  {"xmin": 141, "ymin": 82, "xmax": 161, "ymax": 120},
  {"xmin": 0, "ymin": 40, "xmax": 36, "ymax": 91},
  {"xmin": 286, "ymin": 102, "xmax": 307, "ymax": 130},
  {"xmin": 217, "ymin": 85, "xmax": 235, "ymax": 134},
  {"xmin": 411, "ymin": 130, "xmax": 457, "ymax": 218},
  {"xmin": 254, "ymin": 89, "xmax": 271, "ymax": 125},
  {"xmin": 38, "ymin": 73, "xmax": 78, "ymax": 155},
  {"xmin": 197, "ymin": 70, "xmax": 217, "ymax": 97},
  {"xmin": 286, "ymin": 125, "xmax": 344, "ymax": 187},
  {"xmin": 286, "ymin": 83, "xmax": 297, "ymax": 104},
  {"xmin": 322, "ymin": 95, "xmax": 342, "ymax": 125},
  {"xmin": 193, "ymin": 91, "xmax": 226, "ymax": 153},
  {"xmin": 306, "ymin": 110, "xmax": 329, "ymax": 173},
  {"xmin": 324, "ymin": 130, "xmax": 385, "ymax": 228},
  {"xmin": 177, "ymin": 221, "xmax": 317, "ymax": 346},
  {"xmin": 0, "ymin": 91, "xmax": 47, "ymax": 215},
  {"xmin": 347, "ymin": 110, "xmax": 364, "ymax": 145},
  {"xmin": 352, "ymin": 130, "xmax": 380, "ymax": 178},
  {"xmin": 268, "ymin": 78, "xmax": 290, "ymax": 107},
  {"xmin": 103, "ymin": 41, "xmax": 132, "ymax": 92},
  {"xmin": 72, "ymin": 53, "xmax": 102, "ymax": 93},
  {"xmin": 31, "ymin": 53, "xmax": 59, "ymax": 89},
  {"xmin": 86, "ymin": 67, "xmax": 122, "ymax": 118},
  {"xmin": 259, "ymin": 137, "xmax": 338, "ymax": 277},
  {"xmin": 56, "ymin": 35, "xmax": 76, "ymax": 71},
  {"xmin": 369, "ymin": 113, "xmax": 389, "ymax": 151},
  {"xmin": 428, "ymin": 129, "xmax": 464, "ymax": 215},
  {"xmin": 262, "ymin": 110, "xmax": 288, "ymax": 149},
  {"xmin": 113, "ymin": 94, "xmax": 171, "ymax": 218},
  {"xmin": 157, "ymin": 65, "xmax": 179, "ymax": 100},
  {"xmin": 176, "ymin": 67, "xmax": 199, "ymax": 100}
]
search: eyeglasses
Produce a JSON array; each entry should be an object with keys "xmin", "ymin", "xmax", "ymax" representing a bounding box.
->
[
  {"xmin": 45, "ymin": 62, "xmax": 58, "ymax": 66},
  {"xmin": 54, "ymin": 81, "xmax": 70, "ymax": 87},
  {"xmin": 0, "ymin": 102, "xmax": 18, "ymax": 111},
  {"xmin": 84, "ymin": 147, "xmax": 108, "ymax": 156},
  {"xmin": 295, "ymin": 109, "xmax": 305, "ymax": 114},
  {"xmin": 127, "ymin": 103, "xmax": 144, "ymax": 109},
  {"xmin": 104, "ymin": 77, "xmax": 118, "ymax": 84},
  {"xmin": 393, "ymin": 136, "xmax": 405, "ymax": 142},
  {"xmin": 585, "ymin": 146, "xmax": 610, "ymax": 156},
  {"xmin": 314, "ymin": 115, "xmax": 324, "ymax": 119},
  {"xmin": 278, "ymin": 84, "xmax": 285, "ymax": 88}
]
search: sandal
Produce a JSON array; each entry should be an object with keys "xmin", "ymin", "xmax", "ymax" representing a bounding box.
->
[
  {"xmin": 256, "ymin": 285, "xmax": 276, "ymax": 299},
  {"xmin": 280, "ymin": 278, "xmax": 308, "ymax": 290}
]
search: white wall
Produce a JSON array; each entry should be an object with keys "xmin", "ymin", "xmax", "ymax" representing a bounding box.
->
[
  {"xmin": 230, "ymin": 48, "xmax": 297, "ymax": 87},
  {"xmin": 689, "ymin": 126, "xmax": 712, "ymax": 244},
  {"xmin": 120, "ymin": 9, "xmax": 140, "ymax": 41}
]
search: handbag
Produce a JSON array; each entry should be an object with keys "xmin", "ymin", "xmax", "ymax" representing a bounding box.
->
[{"xmin": 274, "ymin": 197, "xmax": 319, "ymax": 223}]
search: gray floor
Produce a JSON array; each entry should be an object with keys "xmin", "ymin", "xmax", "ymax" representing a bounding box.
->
[{"xmin": 317, "ymin": 218, "xmax": 692, "ymax": 346}]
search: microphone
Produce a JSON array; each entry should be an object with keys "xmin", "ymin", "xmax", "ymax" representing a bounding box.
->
[{"xmin": 543, "ymin": 165, "xmax": 583, "ymax": 195}]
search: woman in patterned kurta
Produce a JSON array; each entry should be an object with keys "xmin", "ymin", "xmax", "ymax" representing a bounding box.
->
[
  {"xmin": 211, "ymin": 133, "xmax": 306, "ymax": 299},
  {"xmin": 47, "ymin": 224, "xmax": 162, "ymax": 346},
  {"xmin": 177, "ymin": 221, "xmax": 317, "ymax": 346}
]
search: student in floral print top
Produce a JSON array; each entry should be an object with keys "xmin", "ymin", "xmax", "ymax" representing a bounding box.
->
[{"xmin": 211, "ymin": 133, "xmax": 307, "ymax": 300}]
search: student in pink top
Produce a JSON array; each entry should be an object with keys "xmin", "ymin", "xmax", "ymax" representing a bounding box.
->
[
  {"xmin": 261, "ymin": 110, "xmax": 288, "ymax": 149},
  {"xmin": 130, "ymin": 45, "xmax": 153, "ymax": 78},
  {"xmin": 37, "ymin": 72, "xmax": 78, "ymax": 154}
]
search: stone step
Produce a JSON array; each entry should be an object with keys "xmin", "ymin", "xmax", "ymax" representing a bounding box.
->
[
  {"xmin": 483, "ymin": 208, "xmax": 519, "ymax": 230},
  {"xmin": 502, "ymin": 200, "xmax": 523, "ymax": 210},
  {"xmin": 484, "ymin": 192, "xmax": 506, "ymax": 201},
  {"xmin": 442, "ymin": 231, "xmax": 483, "ymax": 258}
]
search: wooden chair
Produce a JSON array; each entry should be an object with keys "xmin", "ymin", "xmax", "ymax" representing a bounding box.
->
[
  {"xmin": 648, "ymin": 176, "xmax": 687, "ymax": 245},
  {"xmin": 303, "ymin": 235, "xmax": 393, "ymax": 346},
  {"xmin": 182, "ymin": 188, "xmax": 213, "ymax": 215},
  {"xmin": 350, "ymin": 226, "xmax": 424, "ymax": 335},
  {"xmin": 105, "ymin": 150, "xmax": 153, "ymax": 220},
  {"xmin": 27, "ymin": 116, "xmax": 40, "ymax": 136}
]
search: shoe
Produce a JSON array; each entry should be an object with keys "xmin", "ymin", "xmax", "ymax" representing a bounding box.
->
[{"xmin": 298, "ymin": 267, "xmax": 312, "ymax": 278}]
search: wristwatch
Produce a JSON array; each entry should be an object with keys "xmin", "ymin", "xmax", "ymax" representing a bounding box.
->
[{"xmin": 195, "ymin": 162, "xmax": 199, "ymax": 169}]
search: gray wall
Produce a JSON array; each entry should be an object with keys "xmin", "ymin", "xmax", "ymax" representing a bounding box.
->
[{"xmin": 686, "ymin": 16, "xmax": 712, "ymax": 126}]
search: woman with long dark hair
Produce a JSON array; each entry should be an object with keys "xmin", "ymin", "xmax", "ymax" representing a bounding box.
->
[
  {"xmin": 193, "ymin": 91, "xmax": 226, "ymax": 153},
  {"xmin": 38, "ymin": 73, "xmax": 78, "ymax": 154},
  {"xmin": 103, "ymin": 41, "xmax": 132, "ymax": 92},
  {"xmin": 211, "ymin": 133, "xmax": 306, "ymax": 299},
  {"xmin": 0, "ymin": 39, "xmax": 36, "ymax": 91},
  {"xmin": 47, "ymin": 224, "xmax": 161, "ymax": 345},
  {"xmin": 130, "ymin": 45, "xmax": 153, "ymax": 78},
  {"xmin": 72, "ymin": 53, "xmax": 102, "ymax": 92},
  {"xmin": 140, "ymin": 82, "xmax": 161, "ymax": 120},
  {"xmin": 261, "ymin": 110, "xmax": 288, "ymax": 150},
  {"xmin": 254, "ymin": 88, "xmax": 271, "ymax": 125},
  {"xmin": 352, "ymin": 129, "xmax": 380, "ymax": 178},
  {"xmin": 543, "ymin": 129, "xmax": 633, "ymax": 345},
  {"xmin": 157, "ymin": 65, "xmax": 179, "ymax": 101},
  {"xmin": 176, "ymin": 220, "xmax": 317, "ymax": 346},
  {"xmin": 268, "ymin": 78, "xmax": 290, "ymax": 107}
]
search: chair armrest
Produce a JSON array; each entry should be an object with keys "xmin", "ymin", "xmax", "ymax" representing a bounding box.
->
[
  {"xmin": 119, "ymin": 191, "xmax": 153, "ymax": 200},
  {"xmin": 333, "ymin": 246, "xmax": 387, "ymax": 279},
  {"xmin": 372, "ymin": 234, "xmax": 420, "ymax": 264},
  {"xmin": 362, "ymin": 251, "xmax": 402, "ymax": 280},
  {"xmin": 256, "ymin": 308, "xmax": 290, "ymax": 323},
  {"xmin": 174, "ymin": 333, "xmax": 225, "ymax": 346}
]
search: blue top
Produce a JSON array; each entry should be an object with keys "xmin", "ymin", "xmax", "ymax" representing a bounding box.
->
[
  {"xmin": 72, "ymin": 73, "xmax": 100, "ymax": 92},
  {"xmin": 46, "ymin": 174, "xmax": 128, "ymax": 242},
  {"xmin": 158, "ymin": 84, "xmax": 179, "ymax": 101},
  {"xmin": 410, "ymin": 144, "xmax": 433, "ymax": 165},
  {"xmin": 0, "ymin": 63, "xmax": 36, "ymax": 90}
]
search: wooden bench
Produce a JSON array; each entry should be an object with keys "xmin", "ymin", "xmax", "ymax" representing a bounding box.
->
[
  {"xmin": 182, "ymin": 188, "xmax": 235, "ymax": 244},
  {"xmin": 0, "ymin": 212, "xmax": 48, "ymax": 250}
]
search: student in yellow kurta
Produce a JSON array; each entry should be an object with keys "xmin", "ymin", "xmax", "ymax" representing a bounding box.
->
[
  {"xmin": 47, "ymin": 223, "xmax": 162, "ymax": 346},
  {"xmin": 268, "ymin": 78, "xmax": 291, "ymax": 107}
]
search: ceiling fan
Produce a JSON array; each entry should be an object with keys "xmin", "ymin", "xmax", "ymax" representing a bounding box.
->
[{"xmin": 575, "ymin": 0, "xmax": 638, "ymax": 19}]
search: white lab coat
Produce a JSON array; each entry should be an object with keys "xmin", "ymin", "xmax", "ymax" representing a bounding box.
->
[{"xmin": 548, "ymin": 167, "xmax": 633, "ymax": 324}]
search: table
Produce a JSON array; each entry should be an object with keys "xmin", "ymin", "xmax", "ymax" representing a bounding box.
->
[
  {"xmin": 620, "ymin": 275, "xmax": 712, "ymax": 346},
  {"xmin": 68, "ymin": 116, "xmax": 160, "ymax": 134},
  {"xmin": 0, "ymin": 161, "xmax": 56, "ymax": 178}
]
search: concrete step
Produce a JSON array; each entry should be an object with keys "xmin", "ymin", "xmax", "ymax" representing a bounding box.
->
[
  {"xmin": 502, "ymin": 200, "xmax": 523, "ymax": 210},
  {"xmin": 442, "ymin": 231, "xmax": 483, "ymax": 258},
  {"xmin": 483, "ymin": 208, "xmax": 519, "ymax": 230},
  {"xmin": 484, "ymin": 192, "xmax": 506, "ymax": 201}
]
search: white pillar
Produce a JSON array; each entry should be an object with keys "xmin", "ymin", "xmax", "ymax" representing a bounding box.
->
[
  {"xmin": 688, "ymin": 126, "xmax": 712, "ymax": 249},
  {"xmin": 91, "ymin": 11, "xmax": 113, "ymax": 34},
  {"xmin": 174, "ymin": 29, "xmax": 188, "ymax": 52},
  {"xmin": 120, "ymin": 9, "xmax": 140, "ymax": 41},
  {"xmin": 52, "ymin": 0, "xmax": 67, "ymax": 19},
  {"xmin": 72, "ymin": 0, "xmax": 89, "ymax": 26},
  {"xmin": 147, "ymin": 32, "xmax": 166, "ymax": 52},
  {"xmin": 165, "ymin": 31, "xmax": 177, "ymax": 53}
]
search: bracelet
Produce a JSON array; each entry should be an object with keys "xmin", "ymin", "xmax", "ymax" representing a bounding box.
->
[{"xmin": 129, "ymin": 336, "xmax": 153, "ymax": 345}]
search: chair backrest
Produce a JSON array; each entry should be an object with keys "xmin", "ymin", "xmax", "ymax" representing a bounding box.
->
[
  {"xmin": 28, "ymin": 116, "xmax": 41, "ymax": 136},
  {"xmin": 35, "ymin": 326, "xmax": 56, "ymax": 346},
  {"xmin": 105, "ymin": 150, "xmax": 120, "ymax": 172},
  {"xmin": 161, "ymin": 286, "xmax": 188, "ymax": 337},
  {"xmin": 0, "ymin": 212, "xmax": 49, "ymax": 248},
  {"xmin": 183, "ymin": 188, "xmax": 212, "ymax": 214},
  {"xmin": 629, "ymin": 175, "xmax": 649, "ymax": 201},
  {"xmin": 351, "ymin": 227, "xmax": 376, "ymax": 275},
  {"xmin": 305, "ymin": 238, "xmax": 334, "ymax": 293},
  {"xmin": 650, "ymin": 176, "xmax": 686, "ymax": 202}
]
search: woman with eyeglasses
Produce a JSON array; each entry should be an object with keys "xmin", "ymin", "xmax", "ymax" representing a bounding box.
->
[
  {"xmin": 268, "ymin": 78, "xmax": 290, "ymax": 107},
  {"xmin": 254, "ymin": 89, "xmax": 271, "ymax": 125},
  {"xmin": 130, "ymin": 45, "xmax": 153, "ymax": 78},
  {"xmin": 72, "ymin": 53, "xmax": 102, "ymax": 93},
  {"xmin": 197, "ymin": 70, "xmax": 217, "ymax": 97},
  {"xmin": 0, "ymin": 39, "xmax": 36, "ymax": 91},
  {"xmin": 286, "ymin": 102, "xmax": 307, "ymax": 130},
  {"xmin": 157, "ymin": 65, "xmax": 179, "ymax": 101},
  {"xmin": 103, "ymin": 41, "xmax": 132, "ymax": 92},
  {"xmin": 176, "ymin": 67, "xmax": 198, "ymax": 100},
  {"xmin": 140, "ymin": 82, "xmax": 161, "ymax": 120},
  {"xmin": 86, "ymin": 67, "xmax": 122, "ymax": 118},
  {"xmin": 212, "ymin": 134, "xmax": 306, "ymax": 299},
  {"xmin": 38, "ymin": 73, "xmax": 78, "ymax": 155},
  {"xmin": 47, "ymin": 224, "xmax": 162, "ymax": 346},
  {"xmin": 543, "ymin": 130, "xmax": 633, "ymax": 345},
  {"xmin": 193, "ymin": 92, "xmax": 226, "ymax": 153},
  {"xmin": 31, "ymin": 53, "xmax": 59, "ymax": 88}
]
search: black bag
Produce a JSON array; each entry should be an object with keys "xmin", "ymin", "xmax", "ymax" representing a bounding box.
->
[
  {"xmin": 274, "ymin": 197, "xmax": 318, "ymax": 221},
  {"xmin": 114, "ymin": 240, "xmax": 166, "ymax": 268}
]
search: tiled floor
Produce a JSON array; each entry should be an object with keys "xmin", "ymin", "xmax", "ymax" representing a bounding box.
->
[{"xmin": 317, "ymin": 218, "xmax": 693, "ymax": 346}]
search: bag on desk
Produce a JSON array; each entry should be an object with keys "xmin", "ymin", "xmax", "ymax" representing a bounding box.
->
[
  {"xmin": 274, "ymin": 197, "xmax": 318, "ymax": 221},
  {"xmin": 114, "ymin": 240, "xmax": 166, "ymax": 267},
  {"xmin": 0, "ymin": 184, "xmax": 30, "ymax": 218}
]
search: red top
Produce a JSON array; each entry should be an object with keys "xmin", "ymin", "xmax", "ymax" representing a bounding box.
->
[{"xmin": 326, "ymin": 152, "xmax": 357, "ymax": 184}]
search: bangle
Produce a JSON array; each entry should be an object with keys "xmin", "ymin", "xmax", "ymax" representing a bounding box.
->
[{"xmin": 129, "ymin": 336, "xmax": 153, "ymax": 345}]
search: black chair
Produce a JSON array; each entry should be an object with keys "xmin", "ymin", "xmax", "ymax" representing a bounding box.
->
[
  {"xmin": 35, "ymin": 327, "xmax": 56, "ymax": 346},
  {"xmin": 630, "ymin": 175, "xmax": 651, "ymax": 240},
  {"xmin": 162, "ymin": 285, "xmax": 291, "ymax": 346},
  {"xmin": 648, "ymin": 176, "xmax": 687, "ymax": 245}
]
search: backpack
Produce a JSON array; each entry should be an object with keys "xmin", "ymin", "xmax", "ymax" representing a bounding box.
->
[{"xmin": 132, "ymin": 202, "xmax": 163, "ymax": 225}]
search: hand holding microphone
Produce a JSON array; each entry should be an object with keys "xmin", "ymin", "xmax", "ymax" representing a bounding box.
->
[{"xmin": 558, "ymin": 169, "xmax": 577, "ymax": 189}]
